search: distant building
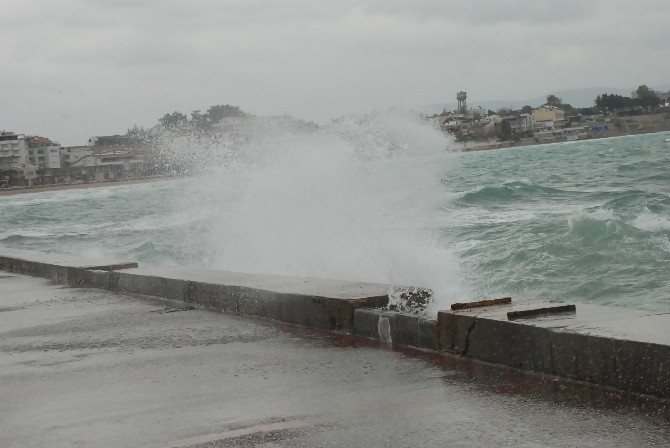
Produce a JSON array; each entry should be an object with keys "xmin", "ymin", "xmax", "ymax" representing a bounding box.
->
[
  {"xmin": 0, "ymin": 131, "xmax": 28, "ymax": 166},
  {"xmin": 60, "ymin": 146, "xmax": 94, "ymax": 167},
  {"xmin": 532, "ymin": 106, "xmax": 565, "ymax": 122},
  {"xmin": 6, "ymin": 162, "xmax": 38, "ymax": 187},
  {"xmin": 25, "ymin": 136, "xmax": 62, "ymax": 170},
  {"xmin": 532, "ymin": 106, "xmax": 565, "ymax": 133},
  {"xmin": 0, "ymin": 132, "xmax": 36, "ymax": 187},
  {"xmin": 69, "ymin": 151, "xmax": 144, "ymax": 182},
  {"xmin": 498, "ymin": 114, "xmax": 534, "ymax": 140}
]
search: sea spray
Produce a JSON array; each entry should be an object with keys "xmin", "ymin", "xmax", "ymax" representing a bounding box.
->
[
  {"xmin": 4, "ymin": 127, "xmax": 668, "ymax": 313},
  {"xmin": 161, "ymin": 110, "xmax": 469, "ymax": 311}
]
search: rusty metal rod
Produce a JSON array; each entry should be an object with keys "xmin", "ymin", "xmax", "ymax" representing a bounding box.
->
[
  {"xmin": 507, "ymin": 304, "xmax": 576, "ymax": 320},
  {"xmin": 451, "ymin": 297, "xmax": 512, "ymax": 310}
]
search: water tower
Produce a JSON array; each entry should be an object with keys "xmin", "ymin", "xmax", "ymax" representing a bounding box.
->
[{"xmin": 457, "ymin": 91, "xmax": 467, "ymax": 115}]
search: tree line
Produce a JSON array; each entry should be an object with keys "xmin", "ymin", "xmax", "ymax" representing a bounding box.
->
[
  {"xmin": 595, "ymin": 85, "xmax": 662, "ymax": 112},
  {"xmin": 158, "ymin": 104, "xmax": 246, "ymax": 130},
  {"xmin": 500, "ymin": 85, "xmax": 663, "ymax": 117}
]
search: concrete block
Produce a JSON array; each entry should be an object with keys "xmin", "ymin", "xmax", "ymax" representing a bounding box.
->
[
  {"xmin": 434, "ymin": 304, "xmax": 670, "ymax": 399},
  {"xmin": 549, "ymin": 332, "xmax": 670, "ymax": 398},
  {"xmin": 237, "ymin": 287, "xmax": 283, "ymax": 321},
  {"xmin": 117, "ymin": 272, "xmax": 148, "ymax": 295},
  {"xmin": 81, "ymin": 270, "xmax": 109, "ymax": 289},
  {"xmin": 63, "ymin": 266, "xmax": 87, "ymax": 287},
  {"xmin": 437, "ymin": 311, "xmax": 471, "ymax": 354},
  {"xmin": 276, "ymin": 295, "xmax": 333, "ymax": 330},
  {"xmin": 320, "ymin": 296, "xmax": 388, "ymax": 333},
  {"xmin": 0, "ymin": 249, "xmax": 137, "ymax": 282},
  {"xmin": 438, "ymin": 311, "xmax": 553, "ymax": 371},
  {"xmin": 107, "ymin": 271, "xmax": 120, "ymax": 291},
  {"xmin": 378, "ymin": 311, "xmax": 397, "ymax": 342},
  {"xmin": 418, "ymin": 318, "xmax": 438, "ymax": 351},
  {"xmin": 393, "ymin": 313, "xmax": 420, "ymax": 347},
  {"xmin": 354, "ymin": 308, "xmax": 382, "ymax": 339},
  {"xmin": 162, "ymin": 277, "xmax": 188, "ymax": 301},
  {"xmin": 133, "ymin": 274, "xmax": 160, "ymax": 296},
  {"xmin": 99, "ymin": 266, "xmax": 391, "ymax": 333},
  {"xmin": 188, "ymin": 281, "xmax": 215, "ymax": 307}
]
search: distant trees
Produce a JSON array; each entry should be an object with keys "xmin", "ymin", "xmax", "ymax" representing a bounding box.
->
[
  {"xmin": 158, "ymin": 112, "xmax": 188, "ymax": 130},
  {"xmin": 595, "ymin": 85, "xmax": 661, "ymax": 113},
  {"xmin": 635, "ymin": 85, "xmax": 662, "ymax": 108},
  {"xmin": 157, "ymin": 104, "xmax": 246, "ymax": 131},
  {"xmin": 499, "ymin": 119, "xmax": 514, "ymax": 141},
  {"xmin": 542, "ymin": 95, "xmax": 578, "ymax": 115},
  {"xmin": 595, "ymin": 94, "xmax": 632, "ymax": 111},
  {"xmin": 546, "ymin": 95, "xmax": 562, "ymax": 107},
  {"xmin": 190, "ymin": 110, "xmax": 210, "ymax": 131},
  {"xmin": 497, "ymin": 106, "xmax": 512, "ymax": 115},
  {"xmin": 206, "ymin": 104, "xmax": 244, "ymax": 122},
  {"xmin": 126, "ymin": 125, "xmax": 151, "ymax": 144}
]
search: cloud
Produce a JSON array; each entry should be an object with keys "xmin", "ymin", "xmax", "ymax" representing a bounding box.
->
[{"xmin": 1, "ymin": 0, "xmax": 669, "ymax": 145}]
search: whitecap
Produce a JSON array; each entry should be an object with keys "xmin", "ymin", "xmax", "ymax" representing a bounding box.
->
[
  {"xmin": 649, "ymin": 235, "xmax": 670, "ymax": 252},
  {"xmin": 632, "ymin": 210, "xmax": 670, "ymax": 232}
]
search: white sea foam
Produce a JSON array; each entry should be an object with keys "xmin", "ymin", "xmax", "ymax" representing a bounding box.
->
[
  {"xmin": 162, "ymin": 109, "xmax": 468, "ymax": 309},
  {"xmin": 0, "ymin": 230, "xmax": 54, "ymax": 239},
  {"xmin": 503, "ymin": 178, "xmax": 532, "ymax": 186},
  {"xmin": 439, "ymin": 208, "xmax": 539, "ymax": 226},
  {"xmin": 569, "ymin": 207, "xmax": 617, "ymax": 222},
  {"xmin": 650, "ymin": 235, "xmax": 670, "ymax": 252},
  {"xmin": 632, "ymin": 210, "xmax": 670, "ymax": 232}
]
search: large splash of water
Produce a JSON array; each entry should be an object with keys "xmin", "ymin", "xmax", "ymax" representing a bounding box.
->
[{"xmin": 159, "ymin": 110, "xmax": 468, "ymax": 312}]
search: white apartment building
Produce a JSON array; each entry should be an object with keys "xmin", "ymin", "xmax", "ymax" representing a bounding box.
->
[
  {"xmin": 0, "ymin": 132, "xmax": 40, "ymax": 187},
  {"xmin": 26, "ymin": 136, "xmax": 61, "ymax": 170},
  {"xmin": 0, "ymin": 131, "xmax": 28, "ymax": 166}
]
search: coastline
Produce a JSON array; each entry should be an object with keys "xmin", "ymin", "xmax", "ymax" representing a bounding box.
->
[
  {"xmin": 2, "ymin": 119, "xmax": 668, "ymax": 196},
  {"xmin": 458, "ymin": 113, "xmax": 670, "ymax": 152},
  {"xmin": 0, "ymin": 176, "xmax": 181, "ymax": 197}
]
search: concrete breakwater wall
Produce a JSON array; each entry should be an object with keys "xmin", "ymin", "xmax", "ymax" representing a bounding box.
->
[{"xmin": 2, "ymin": 248, "xmax": 669, "ymax": 400}]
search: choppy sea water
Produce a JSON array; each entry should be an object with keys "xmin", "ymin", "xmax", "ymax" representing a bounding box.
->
[
  {"xmin": 445, "ymin": 132, "xmax": 670, "ymax": 311},
  {"xmin": 1, "ymin": 123, "xmax": 669, "ymax": 313}
]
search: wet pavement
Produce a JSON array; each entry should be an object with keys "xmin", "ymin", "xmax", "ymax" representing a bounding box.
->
[{"xmin": 1, "ymin": 273, "xmax": 669, "ymax": 447}]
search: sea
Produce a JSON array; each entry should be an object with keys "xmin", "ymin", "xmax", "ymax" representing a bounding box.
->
[{"xmin": 1, "ymin": 113, "xmax": 669, "ymax": 314}]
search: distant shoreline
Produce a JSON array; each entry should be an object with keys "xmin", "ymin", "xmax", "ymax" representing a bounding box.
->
[
  {"xmin": 0, "ymin": 176, "xmax": 181, "ymax": 197},
  {"xmin": 2, "ymin": 122, "xmax": 669, "ymax": 197},
  {"xmin": 457, "ymin": 113, "xmax": 670, "ymax": 152}
]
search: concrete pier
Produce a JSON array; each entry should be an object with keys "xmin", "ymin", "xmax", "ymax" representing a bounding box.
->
[
  {"xmin": 112, "ymin": 266, "xmax": 392, "ymax": 332},
  {"xmin": 0, "ymin": 247, "xmax": 137, "ymax": 284},
  {"xmin": 2, "ymin": 273, "xmax": 669, "ymax": 447},
  {"xmin": 2, "ymin": 248, "xmax": 670, "ymax": 400},
  {"xmin": 437, "ymin": 299, "xmax": 670, "ymax": 398}
]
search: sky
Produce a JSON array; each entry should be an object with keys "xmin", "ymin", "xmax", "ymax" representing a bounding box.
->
[{"xmin": 1, "ymin": 0, "xmax": 669, "ymax": 146}]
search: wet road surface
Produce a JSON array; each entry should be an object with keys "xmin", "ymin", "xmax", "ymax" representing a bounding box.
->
[{"xmin": 1, "ymin": 273, "xmax": 669, "ymax": 447}]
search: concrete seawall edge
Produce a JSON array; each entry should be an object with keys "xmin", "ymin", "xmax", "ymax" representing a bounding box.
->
[{"xmin": 1, "ymin": 249, "xmax": 669, "ymax": 401}]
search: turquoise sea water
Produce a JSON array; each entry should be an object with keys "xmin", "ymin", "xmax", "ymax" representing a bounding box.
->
[
  {"xmin": 444, "ymin": 132, "xmax": 670, "ymax": 311},
  {"xmin": 1, "ymin": 130, "xmax": 669, "ymax": 312}
]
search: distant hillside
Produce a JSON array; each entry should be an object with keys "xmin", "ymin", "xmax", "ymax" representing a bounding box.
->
[{"xmin": 423, "ymin": 85, "xmax": 668, "ymax": 115}]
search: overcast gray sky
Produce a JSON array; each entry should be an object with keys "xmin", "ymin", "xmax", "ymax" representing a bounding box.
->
[{"xmin": 1, "ymin": 0, "xmax": 668, "ymax": 145}]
